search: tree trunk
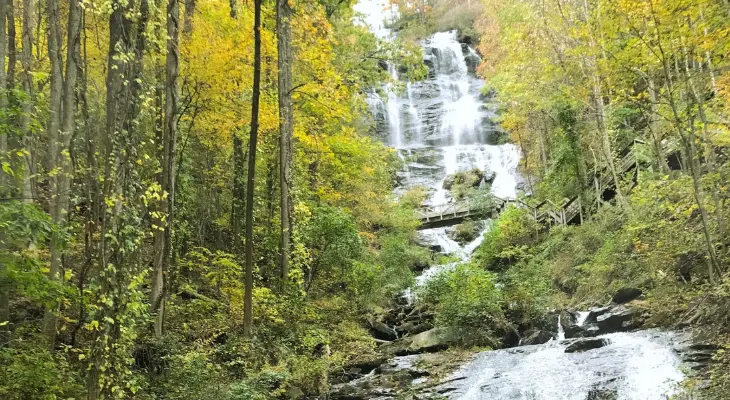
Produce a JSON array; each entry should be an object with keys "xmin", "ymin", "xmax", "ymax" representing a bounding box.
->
[
  {"xmin": 0, "ymin": 0, "xmax": 7, "ymax": 343},
  {"xmin": 647, "ymin": 76, "xmax": 668, "ymax": 173},
  {"xmin": 277, "ymin": 0, "xmax": 293, "ymax": 283},
  {"xmin": 592, "ymin": 78, "xmax": 626, "ymax": 206},
  {"xmin": 184, "ymin": 0, "xmax": 195, "ymax": 35},
  {"xmin": 88, "ymin": 0, "xmax": 150, "ymax": 397},
  {"xmin": 0, "ymin": 0, "xmax": 7, "ymax": 192},
  {"xmin": 20, "ymin": 0, "xmax": 33, "ymax": 202},
  {"xmin": 230, "ymin": 0, "xmax": 237, "ymax": 18},
  {"xmin": 42, "ymin": 0, "xmax": 65, "ymax": 348},
  {"xmin": 151, "ymin": 0, "xmax": 180, "ymax": 338},
  {"xmin": 6, "ymin": 0, "xmax": 15, "ymax": 92},
  {"xmin": 244, "ymin": 0, "xmax": 262, "ymax": 337}
]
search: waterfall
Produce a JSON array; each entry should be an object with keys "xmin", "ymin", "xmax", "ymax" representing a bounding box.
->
[
  {"xmin": 350, "ymin": 3, "xmax": 686, "ymax": 400},
  {"xmin": 357, "ymin": 1, "xmax": 522, "ymax": 289},
  {"xmin": 557, "ymin": 316, "xmax": 565, "ymax": 341},
  {"xmin": 576, "ymin": 311, "xmax": 590, "ymax": 326}
]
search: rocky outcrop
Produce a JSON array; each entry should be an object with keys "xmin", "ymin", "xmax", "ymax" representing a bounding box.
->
[
  {"xmin": 564, "ymin": 338, "xmax": 611, "ymax": 353},
  {"xmin": 442, "ymin": 168, "xmax": 484, "ymax": 190},
  {"xmin": 330, "ymin": 349, "xmax": 469, "ymax": 400},
  {"xmin": 447, "ymin": 220, "xmax": 484, "ymax": 244},
  {"xmin": 563, "ymin": 303, "xmax": 644, "ymax": 339}
]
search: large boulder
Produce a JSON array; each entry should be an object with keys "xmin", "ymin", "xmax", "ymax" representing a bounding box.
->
[
  {"xmin": 564, "ymin": 338, "xmax": 611, "ymax": 353},
  {"xmin": 594, "ymin": 305, "xmax": 640, "ymax": 333},
  {"xmin": 521, "ymin": 329, "xmax": 554, "ymax": 346},
  {"xmin": 407, "ymin": 327, "xmax": 458, "ymax": 354},
  {"xmin": 583, "ymin": 306, "xmax": 613, "ymax": 325},
  {"xmin": 611, "ymin": 287, "xmax": 643, "ymax": 304},
  {"xmin": 564, "ymin": 304, "xmax": 641, "ymax": 338},
  {"xmin": 367, "ymin": 317, "xmax": 398, "ymax": 341}
]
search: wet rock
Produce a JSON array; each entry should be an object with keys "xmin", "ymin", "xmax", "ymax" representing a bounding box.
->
[
  {"xmin": 442, "ymin": 168, "xmax": 484, "ymax": 190},
  {"xmin": 584, "ymin": 306, "xmax": 613, "ymax": 325},
  {"xmin": 612, "ymin": 287, "xmax": 643, "ymax": 304},
  {"xmin": 586, "ymin": 387, "xmax": 618, "ymax": 400},
  {"xmin": 564, "ymin": 338, "xmax": 611, "ymax": 353},
  {"xmin": 520, "ymin": 329, "xmax": 554, "ymax": 346},
  {"xmin": 368, "ymin": 318, "xmax": 398, "ymax": 341},
  {"xmin": 411, "ymin": 259, "xmax": 430, "ymax": 272},
  {"xmin": 674, "ymin": 341, "xmax": 719, "ymax": 371},
  {"xmin": 595, "ymin": 305, "xmax": 641, "ymax": 333},
  {"xmin": 447, "ymin": 220, "xmax": 483, "ymax": 244},
  {"xmin": 564, "ymin": 324, "xmax": 600, "ymax": 339},
  {"xmin": 560, "ymin": 310, "xmax": 578, "ymax": 328},
  {"xmin": 396, "ymin": 321, "xmax": 433, "ymax": 336},
  {"xmin": 347, "ymin": 356, "xmax": 387, "ymax": 375}
]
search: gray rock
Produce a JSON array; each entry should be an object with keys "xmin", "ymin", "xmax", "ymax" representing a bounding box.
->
[
  {"xmin": 584, "ymin": 306, "xmax": 613, "ymax": 325},
  {"xmin": 564, "ymin": 338, "xmax": 611, "ymax": 353},
  {"xmin": 407, "ymin": 327, "xmax": 458, "ymax": 353},
  {"xmin": 586, "ymin": 388, "xmax": 618, "ymax": 400},
  {"xmin": 595, "ymin": 305, "xmax": 640, "ymax": 333},
  {"xmin": 564, "ymin": 324, "xmax": 601, "ymax": 339},
  {"xmin": 521, "ymin": 329, "xmax": 554, "ymax": 346},
  {"xmin": 368, "ymin": 318, "xmax": 398, "ymax": 341}
]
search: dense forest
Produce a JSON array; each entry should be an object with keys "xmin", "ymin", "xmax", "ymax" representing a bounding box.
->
[{"xmin": 1, "ymin": 0, "xmax": 730, "ymax": 399}]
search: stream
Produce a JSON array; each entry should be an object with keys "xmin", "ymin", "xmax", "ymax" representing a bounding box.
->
[{"xmin": 344, "ymin": 2, "xmax": 692, "ymax": 399}]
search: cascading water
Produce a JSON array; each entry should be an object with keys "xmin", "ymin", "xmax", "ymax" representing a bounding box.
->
[
  {"xmin": 441, "ymin": 331, "xmax": 686, "ymax": 399},
  {"xmin": 351, "ymin": 2, "xmax": 688, "ymax": 399}
]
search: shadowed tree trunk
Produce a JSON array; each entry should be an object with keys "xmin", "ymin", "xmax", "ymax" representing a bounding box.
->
[
  {"xmin": 244, "ymin": 0, "xmax": 263, "ymax": 337},
  {"xmin": 277, "ymin": 0, "xmax": 293, "ymax": 283},
  {"xmin": 20, "ymin": 0, "xmax": 34, "ymax": 202},
  {"xmin": 151, "ymin": 0, "xmax": 180, "ymax": 338}
]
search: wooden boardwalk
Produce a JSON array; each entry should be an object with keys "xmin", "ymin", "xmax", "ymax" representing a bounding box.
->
[{"xmin": 417, "ymin": 142, "xmax": 640, "ymax": 230}]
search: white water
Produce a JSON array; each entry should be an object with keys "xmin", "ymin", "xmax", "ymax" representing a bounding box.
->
[
  {"xmin": 557, "ymin": 316, "xmax": 565, "ymax": 341},
  {"xmin": 445, "ymin": 330, "xmax": 685, "ymax": 400},
  {"xmin": 576, "ymin": 311, "xmax": 591, "ymax": 326}
]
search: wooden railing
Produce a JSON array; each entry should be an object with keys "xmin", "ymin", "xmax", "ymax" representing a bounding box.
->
[{"xmin": 417, "ymin": 141, "xmax": 641, "ymax": 229}]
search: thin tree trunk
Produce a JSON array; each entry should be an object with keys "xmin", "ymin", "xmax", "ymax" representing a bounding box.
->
[
  {"xmin": 151, "ymin": 0, "xmax": 179, "ymax": 337},
  {"xmin": 0, "ymin": 0, "xmax": 7, "ymax": 191},
  {"xmin": 229, "ymin": 0, "xmax": 237, "ymax": 18},
  {"xmin": 42, "ymin": 0, "xmax": 65, "ymax": 348},
  {"xmin": 20, "ymin": 0, "xmax": 33, "ymax": 202},
  {"xmin": 244, "ymin": 0, "xmax": 262, "ymax": 337},
  {"xmin": 277, "ymin": 0, "xmax": 293, "ymax": 283},
  {"xmin": 593, "ymin": 78, "xmax": 626, "ymax": 206},
  {"xmin": 647, "ymin": 76, "xmax": 668, "ymax": 173},
  {"xmin": 0, "ymin": 0, "xmax": 7, "ymax": 342},
  {"xmin": 6, "ymin": 0, "xmax": 15, "ymax": 92},
  {"xmin": 184, "ymin": 0, "xmax": 195, "ymax": 35}
]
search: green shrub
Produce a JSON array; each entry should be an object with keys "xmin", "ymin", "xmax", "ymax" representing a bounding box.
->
[
  {"xmin": 474, "ymin": 205, "xmax": 540, "ymax": 271},
  {"xmin": 422, "ymin": 263, "xmax": 508, "ymax": 346}
]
